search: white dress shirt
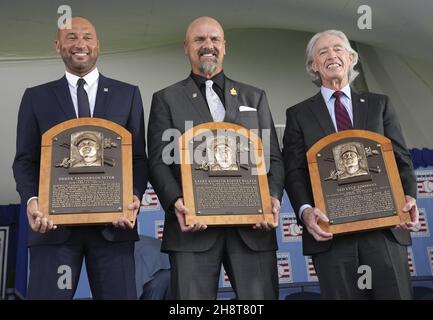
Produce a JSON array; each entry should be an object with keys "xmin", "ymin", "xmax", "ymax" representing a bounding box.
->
[
  {"xmin": 320, "ymin": 84, "xmax": 353, "ymax": 131},
  {"xmin": 298, "ymin": 85, "xmax": 353, "ymax": 221},
  {"xmin": 65, "ymin": 67, "xmax": 99, "ymax": 117}
]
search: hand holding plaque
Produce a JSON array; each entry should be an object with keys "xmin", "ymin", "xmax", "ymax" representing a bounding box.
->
[{"xmin": 307, "ymin": 129, "xmax": 410, "ymax": 235}]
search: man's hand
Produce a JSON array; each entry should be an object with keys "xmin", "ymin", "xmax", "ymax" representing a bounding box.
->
[
  {"xmin": 253, "ymin": 196, "xmax": 280, "ymax": 231},
  {"xmin": 397, "ymin": 195, "xmax": 419, "ymax": 231},
  {"xmin": 302, "ymin": 207, "xmax": 333, "ymax": 241},
  {"xmin": 174, "ymin": 198, "xmax": 207, "ymax": 232},
  {"xmin": 27, "ymin": 198, "xmax": 57, "ymax": 233},
  {"xmin": 112, "ymin": 195, "xmax": 140, "ymax": 229}
]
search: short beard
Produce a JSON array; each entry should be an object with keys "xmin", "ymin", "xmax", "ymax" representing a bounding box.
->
[
  {"xmin": 62, "ymin": 52, "xmax": 98, "ymax": 75},
  {"xmin": 199, "ymin": 62, "xmax": 217, "ymax": 76}
]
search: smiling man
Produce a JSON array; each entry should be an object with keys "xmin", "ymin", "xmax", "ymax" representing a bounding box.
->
[
  {"xmin": 12, "ymin": 17, "xmax": 148, "ymax": 299},
  {"xmin": 282, "ymin": 30, "xmax": 419, "ymax": 299},
  {"xmin": 147, "ymin": 16, "xmax": 284, "ymax": 299},
  {"xmin": 56, "ymin": 17, "xmax": 100, "ymax": 77}
]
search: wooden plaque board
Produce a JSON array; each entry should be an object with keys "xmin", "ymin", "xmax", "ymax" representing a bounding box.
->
[
  {"xmin": 179, "ymin": 122, "xmax": 273, "ymax": 226},
  {"xmin": 307, "ymin": 130, "xmax": 409, "ymax": 235},
  {"xmin": 39, "ymin": 118, "xmax": 134, "ymax": 225}
]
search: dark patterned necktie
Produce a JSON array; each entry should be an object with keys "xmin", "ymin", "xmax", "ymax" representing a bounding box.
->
[
  {"xmin": 333, "ymin": 91, "xmax": 352, "ymax": 131},
  {"xmin": 77, "ymin": 78, "xmax": 91, "ymax": 118}
]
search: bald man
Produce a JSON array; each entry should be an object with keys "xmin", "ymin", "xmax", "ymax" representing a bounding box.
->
[
  {"xmin": 13, "ymin": 17, "xmax": 148, "ymax": 299},
  {"xmin": 148, "ymin": 16, "xmax": 284, "ymax": 299}
]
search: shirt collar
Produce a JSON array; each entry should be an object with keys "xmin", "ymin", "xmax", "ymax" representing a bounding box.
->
[
  {"xmin": 65, "ymin": 67, "xmax": 99, "ymax": 87},
  {"xmin": 190, "ymin": 70, "xmax": 225, "ymax": 91},
  {"xmin": 321, "ymin": 84, "xmax": 352, "ymax": 103}
]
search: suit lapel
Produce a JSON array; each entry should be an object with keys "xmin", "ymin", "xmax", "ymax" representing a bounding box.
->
[
  {"xmin": 52, "ymin": 76, "xmax": 76, "ymax": 120},
  {"xmin": 182, "ymin": 77, "xmax": 213, "ymax": 123},
  {"xmin": 351, "ymin": 89, "xmax": 368, "ymax": 129},
  {"xmin": 223, "ymin": 77, "xmax": 239, "ymax": 123},
  {"xmin": 93, "ymin": 74, "xmax": 111, "ymax": 118},
  {"xmin": 309, "ymin": 92, "xmax": 336, "ymax": 136}
]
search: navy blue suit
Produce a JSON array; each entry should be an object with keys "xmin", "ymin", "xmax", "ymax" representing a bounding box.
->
[{"xmin": 13, "ymin": 74, "xmax": 148, "ymax": 299}]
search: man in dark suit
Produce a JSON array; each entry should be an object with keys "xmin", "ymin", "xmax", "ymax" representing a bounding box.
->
[
  {"xmin": 12, "ymin": 17, "xmax": 148, "ymax": 299},
  {"xmin": 147, "ymin": 16, "xmax": 284, "ymax": 299},
  {"xmin": 283, "ymin": 30, "xmax": 419, "ymax": 299}
]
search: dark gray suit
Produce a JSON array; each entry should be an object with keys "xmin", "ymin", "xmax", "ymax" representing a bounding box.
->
[
  {"xmin": 283, "ymin": 89, "xmax": 416, "ymax": 299},
  {"xmin": 148, "ymin": 75, "xmax": 284, "ymax": 299}
]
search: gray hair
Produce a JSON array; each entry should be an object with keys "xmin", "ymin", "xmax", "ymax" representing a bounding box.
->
[{"xmin": 305, "ymin": 30, "xmax": 359, "ymax": 87}]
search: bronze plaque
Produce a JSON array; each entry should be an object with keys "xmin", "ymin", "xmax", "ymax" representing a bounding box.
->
[
  {"xmin": 180, "ymin": 122, "xmax": 273, "ymax": 226},
  {"xmin": 38, "ymin": 118, "xmax": 134, "ymax": 225},
  {"xmin": 307, "ymin": 130, "xmax": 410, "ymax": 235}
]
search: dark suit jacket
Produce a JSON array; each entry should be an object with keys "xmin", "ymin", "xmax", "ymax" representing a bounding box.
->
[
  {"xmin": 13, "ymin": 74, "xmax": 148, "ymax": 246},
  {"xmin": 283, "ymin": 89, "xmax": 416, "ymax": 255},
  {"xmin": 148, "ymin": 76, "xmax": 284, "ymax": 252}
]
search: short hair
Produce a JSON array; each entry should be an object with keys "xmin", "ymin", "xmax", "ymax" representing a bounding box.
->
[{"xmin": 305, "ymin": 30, "xmax": 359, "ymax": 87}]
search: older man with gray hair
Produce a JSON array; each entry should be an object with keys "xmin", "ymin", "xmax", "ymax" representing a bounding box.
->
[{"xmin": 282, "ymin": 29, "xmax": 419, "ymax": 299}]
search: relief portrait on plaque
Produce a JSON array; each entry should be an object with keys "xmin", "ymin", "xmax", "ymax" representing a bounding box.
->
[
  {"xmin": 70, "ymin": 131, "xmax": 103, "ymax": 168},
  {"xmin": 208, "ymin": 136, "xmax": 239, "ymax": 172},
  {"xmin": 324, "ymin": 141, "xmax": 381, "ymax": 185},
  {"xmin": 333, "ymin": 142, "xmax": 370, "ymax": 181},
  {"xmin": 55, "ymin": 130, "xmax": 118, "ymax": 173}
]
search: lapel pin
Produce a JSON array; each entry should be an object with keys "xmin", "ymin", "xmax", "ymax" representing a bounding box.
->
[
  {"xmin": 360, "ymin": 98, "xmax": 365, "ymax": 102},
  {"xmin": 230, "ymin": 88, "xmax": 237, "ymax": 96},
  {"xmin": 104, "ymin": 88, "xmax": 109, "ymax": 92},
  {"xmin": 192, "ymin": 93, "xmax": 197, "ymax": 98}
]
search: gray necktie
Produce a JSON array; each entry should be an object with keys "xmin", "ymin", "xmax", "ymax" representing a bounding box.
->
[
  {"xmin": 77, "ymin": 78, "xmax": 91, "ymax": 118},
  {"xmin": 205, "ymin": 80, "xmax": 225, "ymax": 122}
]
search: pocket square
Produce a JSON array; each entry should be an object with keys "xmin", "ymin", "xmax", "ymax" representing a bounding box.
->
[{"xmin": 239, "ymin": 106, "xmax": 257, "ymax": 112}]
